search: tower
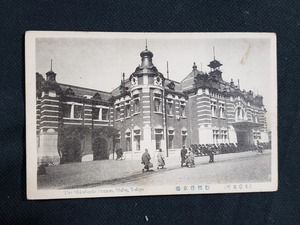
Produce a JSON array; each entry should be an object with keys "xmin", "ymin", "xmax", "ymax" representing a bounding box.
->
[
  {"xmin": 127, "ymin": 43, "xmax": 166, "ymax": 157},
  {"xmin": 208, "ymin": 47, "xmax": 223, "ymax": 81},
  {"xmin": 37, "ymin": 61, "xmax": 61, "ymax": 165}
]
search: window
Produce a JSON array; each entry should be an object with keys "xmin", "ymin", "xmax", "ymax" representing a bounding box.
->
[
  {"xmin": 134, "ymin": 129, "xmax": 141, "ymax": 151},
  {"xmin": 213, "ymin": 130, "xmax": 219, "ymax": 144},
  {"xmin": 62, "ymin": 104, "xmax": 72, "ymax": 118},
  {"xmin": 181, "ymin": 130, "xmax": 187, "ymax": 147},
  {"xmin": 102, "ymin": 108, "xmax": 109, "ymax": 121},
  {"xmin": 180, "ymin": 104, "xmax": 185, "ymax": 117},
  {"xmin": 132, "ymin": 94, "xmax": 140, "ymax": 114},
  {"xmin": 125, "ymin": 130, "xmax": 131, "ymax": 152},
  {"xmin": 219, "ymin": 103, "xmax": 225, "ymax": 118},
  {"xmin": 134, "ymin": 99, "xmax": 140, "ymax": 113},
  {"xmin": 125, "ymin": 101, "xmax": 130, "ymax": 117},
  {"xmin": 115, "ymin": 104, "xmax": 121, "ymax": 119},
  {"xmin": 62, "ymin": 103, "xmax": 83, "ymax": 119},
  {"xmin": 153, "ymin": 91, "xmax": 162, "ymax": 113},
  {"xmin": 221, "ymin": 130, "xmax": 227, "ymax": 143},
  {"xmin": 155, "ymin": 129, "xmax": 163, "ymax": 150},
  {"xmin": 253, "ymin": 111, "xmax": 258, "ymax": 123},
  {"xmin": 92, "ymin": 108, "xmax": 100, "ymax": 120},
  {"xmin": 211, "ymin": 101, "xmax": 217, "ymax": 117},
  {"xmin": 166, "ymin": 98, "xmax": 173, "ymax": 115},
  {"xmin": 154, "ymin": 98, "xmax": 161, "ymax": 112},
  {"xmin": 168, "ymin": 129, "xmax": 174, "ymax": 149},
  {"xmin": 235, "ymin": 106, "xmax": 246, "ymax": 122},
  {"xmin": 253, "ymin": 131, "xmax": 261, "ymax": 140},
  {"xmin": 74, "ymin": 105, "xmax": 83, "ymax": 118}
]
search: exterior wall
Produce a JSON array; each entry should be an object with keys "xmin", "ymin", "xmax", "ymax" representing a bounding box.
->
[
  {"xmin": 186, "ymin": 94, "xmax": 199, "ymax": 144},
  {"xmin": 38, "ymin": 93, "xmax": 60, "ymax": 164},
  {"xmin": 196, "ymin": 89, "xmax": 213, "ymax": 144}
]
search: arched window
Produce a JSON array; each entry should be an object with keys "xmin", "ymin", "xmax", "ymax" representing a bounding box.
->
[
  {"xmin": 211, "ymin": 100, "xmax": 217, "ymax": 117},
  {"xmin": 168, "ymin": 127, "xmax": 175, "ymax": 149},
  {"xmin": 153, "ymin": 89, "xmax": 162, "ymax": 113},
  {"xmin": 235, "ymin": 106, "xmax": 247, "ymax": 122},
  {"xmin": 154, "ymin": 125, "xmax": 163, "ymax": 150},
  {"xmin": 125, "ymin": 129, "xmax": 131, "ymax": 152},
  {"xmin": 166, "ymin": 95, "xmax": 173, "ymax": 116},
  {"xmin": 133, "ymin": 126, "xmax": 141, "ymax": 151},
  {"xmin": 219, "ymin": 103, "xmax": 225, "ymax": 118},
  {"xmin": 132, "ymin": 91, "xmax": 140, "ymax": 114},
  {"xmin": 181, "ymin": 128, "xmax": 187, "ymax": 147}
]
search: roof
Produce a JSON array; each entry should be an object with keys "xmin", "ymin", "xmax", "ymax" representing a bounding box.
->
[
  {"xmin": 59, "ymin": 83, "xmax": 112, "ymax": 100},
  {"xmin": 164, "ymin": 78, "xmax": 183, "ymax": 92},
  {"xmin": 181, "ymin": 69, "xmax": 206, "ymax": 91},
  {"xmin": 110, "ymin": 79, "xmax": 131, "ymax": 97},
  {"xmin": 208, "ymin": 59, "xmax": 223, "ymax": 68}
]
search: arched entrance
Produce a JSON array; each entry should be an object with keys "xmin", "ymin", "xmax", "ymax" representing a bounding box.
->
[
  {"xmin": 93, "ymin": 137, "xmax": 108, "ymax": 160},
  {"xmin": 61, "ymin": 137, "xmax": 82, "ymax": 163}
]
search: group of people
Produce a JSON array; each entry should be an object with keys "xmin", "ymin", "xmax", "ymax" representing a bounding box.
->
[
  {"xmin": 141, "ymin": 148, "xmax": 166, "ymax": 173},
  {"xmin": 190, "ymin": 141, "xmax": 271, "ymax": 156},
  {"xmin": 180, "ymin": 146, "xmax": 196, "ymax": 168},
  {"xmin": 141, "ymin": 145, "xmax": 215, "ymax": 172}
]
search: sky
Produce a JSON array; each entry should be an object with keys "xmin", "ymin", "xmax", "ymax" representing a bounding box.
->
[{"xmin": 35, "ymin": 34, "xmax": 275, "ymax": 126}]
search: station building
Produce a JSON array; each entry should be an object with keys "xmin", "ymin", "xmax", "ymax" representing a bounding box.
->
[{"xmin": 36, "ymin": 46, "xmax": 269, "ymax": 164}]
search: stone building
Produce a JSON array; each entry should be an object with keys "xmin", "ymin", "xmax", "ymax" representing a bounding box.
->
[{"xmin": 36, "ymin": 46, "xmax": 269, "ymax": 164}]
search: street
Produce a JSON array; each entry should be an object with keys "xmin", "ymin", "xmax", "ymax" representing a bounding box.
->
[{"xmin": 38, "ymin": 150, "xmax": 271, "ymax": 190}]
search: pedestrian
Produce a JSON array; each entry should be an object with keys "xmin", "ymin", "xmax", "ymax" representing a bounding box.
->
[
  {"xmin": 116, "ymin": 147, "xmax": 123, "ymax": 160},
  {"xmin": 186, "ymin": 148, "xmax": 195, "ymax": 168},
  {"xmin": 180, "ymin": 146, "xmax": 187, "ymax": 167},
  {"xmin": 157, "ymin": 148, "xmax": 166, "ymax": 169},
  {"xmin": 257, "ymin": 140, "xmax": 263, "ymax": 153},
  {"xmin": 208, "ymin": 146, "xmax": 214, "ymax": 163},
  {"xmin": 141, "ymin": 149, "xmax": 151, "ymax": 172}
]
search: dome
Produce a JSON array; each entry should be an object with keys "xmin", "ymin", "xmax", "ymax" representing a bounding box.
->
[{"xmin": 140, "ymin": 49, "xmax": 153, "ymax": 58}]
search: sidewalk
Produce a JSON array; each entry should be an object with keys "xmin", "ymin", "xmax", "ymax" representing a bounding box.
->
[{"xmin": 38, "ymin": 150, "xmax": 271, "ymax": 190}]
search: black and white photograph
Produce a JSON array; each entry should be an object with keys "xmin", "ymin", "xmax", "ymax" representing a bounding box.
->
[{"xmin": 26, "ymin": 32, "xmax": 277, "ymax": 199}]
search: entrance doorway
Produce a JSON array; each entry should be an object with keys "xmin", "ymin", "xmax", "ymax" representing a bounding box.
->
[
  {"xmin": 93, "ymin": 137, "xmax": 108, "ymax": 160},
  {"xmin": 61, "ymin": 137, "xmax": 82, "ymax": 163},
  {"xmin": 236, "ymin": 131, "xmax": 247, "ymax": 147}
]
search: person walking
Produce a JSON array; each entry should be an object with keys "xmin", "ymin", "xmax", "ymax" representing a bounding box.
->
[
  {"xmin": 180, "ymin": 146, "xmax": 187, "ymax": 167},
  {"xmin": 186, "ymin": 149, "xmax": 195, "ymax": 168},
  {"xmin": 208, "ymin": 146, "xmax": 214, "ymax": 163},
  {"xmin": 141, "ymin": 149, "xmax": 151, "ymax": 172},
  {"xmin": 157, "ymin": 148, "xmax": 166, "ymax": 169}
]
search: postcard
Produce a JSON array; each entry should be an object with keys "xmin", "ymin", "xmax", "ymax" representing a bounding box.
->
[{"xmin": 26, "ymin": 31, "xmax": 277, "ymax": 199}]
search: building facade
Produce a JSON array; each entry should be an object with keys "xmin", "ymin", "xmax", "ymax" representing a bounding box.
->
[{"xmin": 36, "ymin": 46, "xmax": 269, "ymax": 164}]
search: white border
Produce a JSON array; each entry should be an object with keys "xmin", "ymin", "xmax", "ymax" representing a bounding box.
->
[{"xmin": 26, "ymin": 31, "xmax": 277, "ymax": 200}]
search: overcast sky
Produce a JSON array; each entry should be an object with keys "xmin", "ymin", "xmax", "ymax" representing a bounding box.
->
[{"xmin": 35, "ymin": 34, "xmax": 275, "ymax": 126}]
